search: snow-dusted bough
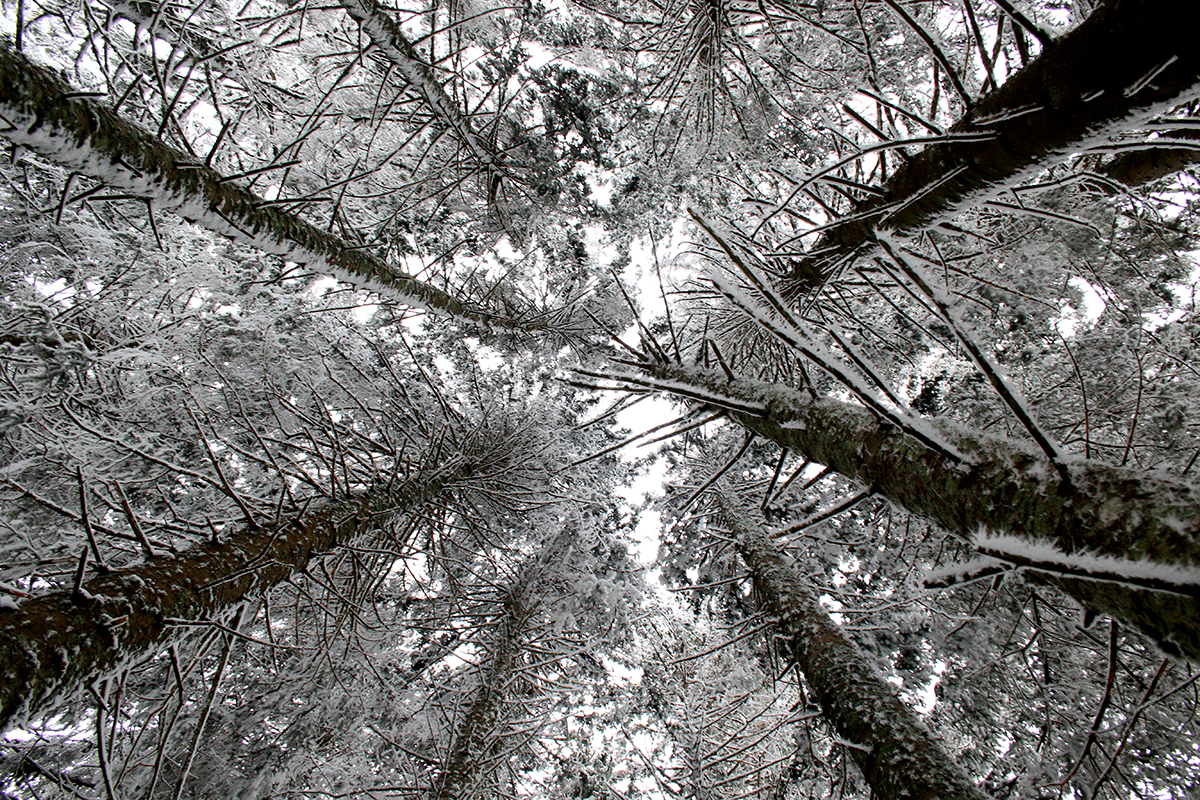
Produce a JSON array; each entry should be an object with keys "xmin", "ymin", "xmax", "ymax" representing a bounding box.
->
[{"xmin": 610, "ymin": 360, "xmax": 1200, "ymax": 662}]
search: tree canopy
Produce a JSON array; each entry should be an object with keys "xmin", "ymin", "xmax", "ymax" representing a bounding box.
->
[{"xmin": 1, "ymin": 0, "xmax": 1199, "ymax": 798}]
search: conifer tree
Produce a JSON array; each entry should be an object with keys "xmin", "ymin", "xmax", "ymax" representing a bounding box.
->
[
  {"xmin": 584, "ymin": 356, "xmax": 1200, "ymax": 660},
  {"xmin": 711, "ymin": 481, "xmax": 987, "ymax": 800},
  {"xmin": 2, "ymin": 0, "xmax": 1200, "ymax": 796},
  {"xmin": 0, "ymin": 43, "xmax": 552, "ymax": 333},
  {"xmin": 778, "ymin": 0, "xmax": 1200, "ymax": 297},
  {"xmin": 0, "ymin": 420, "xmax": 537, "ymax": 730}
]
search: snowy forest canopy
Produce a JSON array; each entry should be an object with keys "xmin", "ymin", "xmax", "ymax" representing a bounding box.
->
[{"xmin": 1, "ymin": 0, "xmax": 1199, "ymax": 797}]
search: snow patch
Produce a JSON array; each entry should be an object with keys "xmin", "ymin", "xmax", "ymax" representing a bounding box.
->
[{"xmin": 973, "ymin": 530, "xmax": 1200, "ymax": 589}]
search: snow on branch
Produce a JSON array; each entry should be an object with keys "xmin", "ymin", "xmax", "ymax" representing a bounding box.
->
[
  {"xmin": 632, "ymin": 360, "xmax": 1200, "ymax": 659},
  {"xmin": 971, "ymin": 530, "xmax": 1200, "ymax": 597},
  {"xmin": 338, "ymin": 0, "xmax": 501, "ymax": 175},
  {"xmin": 777, "ymin": 0, "xmax": 1200, "ymax": 296},
  {"xmin": 689, "ymin": 210, "xmax": 967, "ymax": 465},
  {"xmin": 874, "ymin": 232, "xmax": 1072, "ymax": 485},
  {"xmin": 923, "ymin": 557, "xmax": 1008, "ymax": 590},
  {"xmin": 0, "ymin": 43, "xmax": 540, "ymax": 333}
]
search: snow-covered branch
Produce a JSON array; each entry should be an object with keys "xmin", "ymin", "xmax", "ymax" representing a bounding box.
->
[
  {"xmin": 620, "ymin": 359, "xmax": 1200, "ymax": 661},
  {"xmin": 0, "ymin": 43, "xmax": 539, "ymax": 332},
  {"xmin": 779, "ymin": 0, "xmax": 1200, "ymax": 296}
]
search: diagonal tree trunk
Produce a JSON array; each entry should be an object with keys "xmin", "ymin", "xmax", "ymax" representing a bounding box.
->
[
  {"xmin": 781, "ymin": 0, "xmax": 1200, "ymax": 297},
  {"xmin": 714, "ymin": 484, "xmax": 989, "ymax": 800},
  {"xmin": 0, "ymin": 452, "xmax": 480, "ymax": 732},
  {"xmin": 430, "ymin": 586, "xmax": 531, "ymax": 800},
  {"xmin": 612, "ymin": 360, "xmax": 1200, "ymax": 660},
  {"xmin": 337, "ymin": 0, "xmax": 501, "ymax": 175},
  {"xmin": 0, "ymin": 43, "xmax": 538, "ymax": 332}
]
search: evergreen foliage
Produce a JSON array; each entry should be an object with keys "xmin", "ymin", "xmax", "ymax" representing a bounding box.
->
[{"xmin": 1, "ymin": 0, "xmax": 1199, "ymax": 798}]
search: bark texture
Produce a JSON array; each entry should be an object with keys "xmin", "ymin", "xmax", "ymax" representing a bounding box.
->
[
  {"xmin": 782, "ymin": 0, "xmax": 1200, "ymax": 296},
  {"xmin": 632, "ymin": 361, "xmax": 1200, "ymax": 660},
  {"xmin": 0, "ymin": 459, "xmax": 472, "ymax": 732},
  {"xmin": 717, "ymin": 486, "xmax": 988, "ymax": 800},
  {"xmin": 430, "ymin": 589, "xmax": 529, "ymax": 800},
  {"xmin": 0, "ymin": 43, "xmax": 531, "ymax": 331}
]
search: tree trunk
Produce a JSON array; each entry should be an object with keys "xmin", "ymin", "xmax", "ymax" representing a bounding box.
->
[
  {"xmin": 781, "ymin": 0, "xmax": 1200, "ymax": 297},
  {"xmin": 337, "ymin": 0, "xmax": 500, "ymax": 174},
  {"xmin": 0, "ymin": 455, "xmax": 476, "ymax": 732},
  {"xmin": 430, "ymin": 588, "xmax": 530, "ymax": 800},
  {"xmin": 0, "ymin": 43, "xmax": 533, "ymax": 332},
  {"xmin": 1101, "ymin": 129, "xmax": 1200, "ymax": 186},
  {"xmin": 618, "ymin": 360, "xmax": 1200, "ymax": 660},
  {"xmin": 715, "ymin": 485, "xmax": 989, "ymax": 800}
]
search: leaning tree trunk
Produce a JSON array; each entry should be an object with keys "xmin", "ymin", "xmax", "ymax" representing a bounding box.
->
[
  {"xmin": 0, "ymin": 43, "xmax": 537, "ymax": 332},
  {"xmin": 714, "ymin": 484, "xmax": 989, "ymax": 800},
  {"xmin": 337, "ymin": 0, "xmax": 501, "ymax": 174},
  {"xmin": 430, "ymin": 588, "xmax": 531, "ymax": 800},
  {"xmin": 781, "ymin": 0, "xmax": 1200, "ymax": 297},
  {"xmin": 0, "ymin": 453, "xmax": 479, "ymax": 732},
  {"xmin": 606, "ymin": 360, "xmax": 1200, "ymax": 661}
]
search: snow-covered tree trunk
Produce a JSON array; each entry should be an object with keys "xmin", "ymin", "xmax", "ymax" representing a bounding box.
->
[
  {"xmin": 0, "ymin": 453, "xmax": 479, "ymax": 732},
  {"xmin": 715, "ymin": 484, "xmax": 988, "ymax": 800},
  {"xmin": 337, "ymin": 0, "xmax": 500, "ymax": 174},
  {"xmin": 624, "ymin": 361, "xmax": 1200, "ymax": 660},
  {"xmin": 430, "ymin": 587, "xmax": 531, "ymax": 800},
  {"xmin": 0, "ymin": 42, "xmax": 535, "ymax": 332},
  {"xmin": 781, "ymin": 0, "xmax": 1200, "ymax": 296}
]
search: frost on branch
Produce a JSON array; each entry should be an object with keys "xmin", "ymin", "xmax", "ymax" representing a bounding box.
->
[{"xmin": 0, "ymin": 42, "xmax": 539, "ymax": 332}]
